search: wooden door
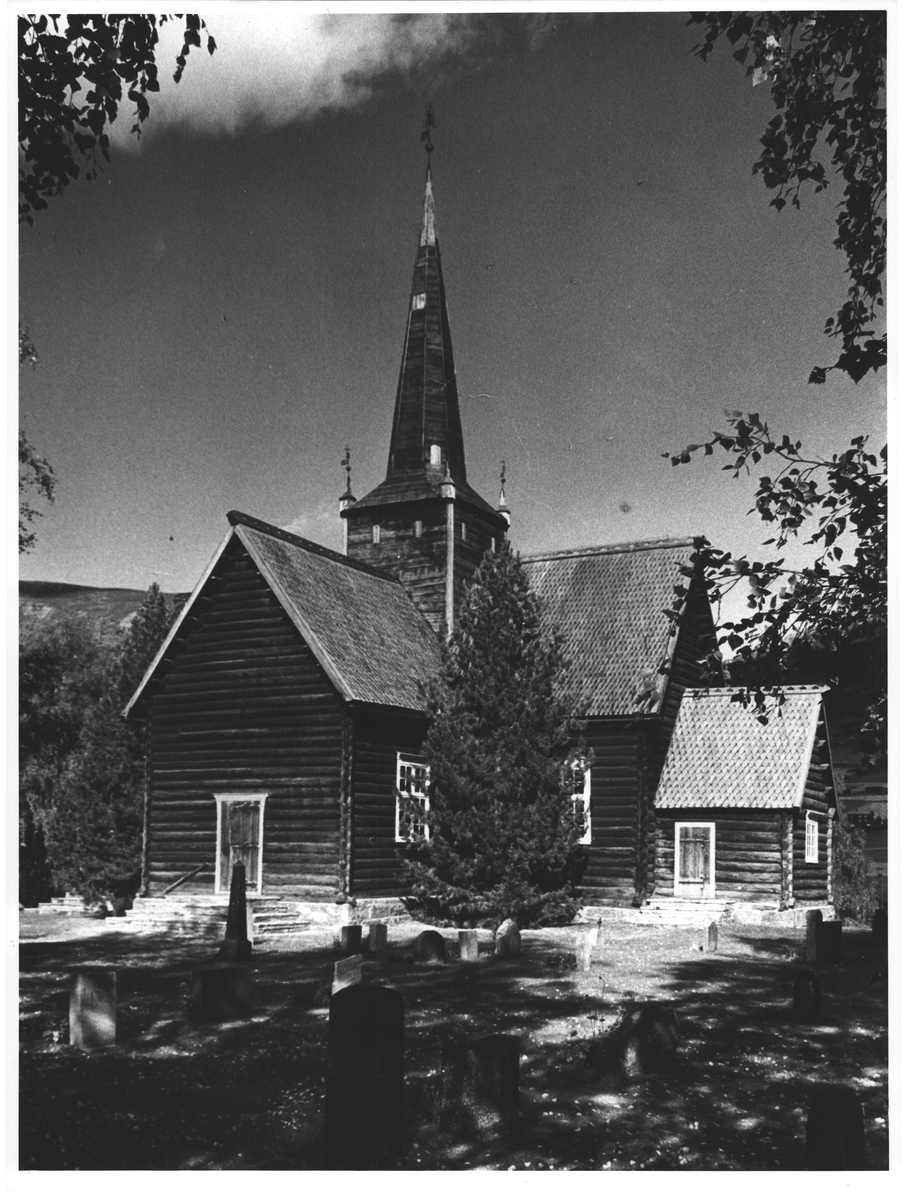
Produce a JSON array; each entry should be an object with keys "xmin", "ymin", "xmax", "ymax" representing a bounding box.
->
[
  {"xmin": 219, "ymin": 800, "xmax": 262, "ymax": 892},
  {"xmin": 675, "ymin": 823, "xmax": 714, "ymax": 898}
]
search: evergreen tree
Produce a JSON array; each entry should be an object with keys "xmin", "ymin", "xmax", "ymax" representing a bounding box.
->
[
  {"xmin": 20, "ymin": 584, "xmax": 176, "ymax": 902},
  {"xmin": 399, "ymin": 543, "xmax": 588, "ymax": 928}
]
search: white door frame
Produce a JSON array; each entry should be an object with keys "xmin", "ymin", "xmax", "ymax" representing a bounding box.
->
[
  {"xmin": 673, "ymin": 821, "xmax": 716, "ymax": 898},
  {"xmin": 214, "ymin": 793, "xmax": 267, "ymax": 895}
]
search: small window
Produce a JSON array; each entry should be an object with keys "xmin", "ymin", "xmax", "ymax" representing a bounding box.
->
[
  {"xmin": 395, "ymin": 755, "xmax": 430, "ymax": 843},
  {"xmin": 566, "ymin": 759, "xmax": 592, "ymax": 845},
  {"xmin": 491, "ymin": 538, "xmax": 497, "ymax": 553},
  {"xmin": 412, "ymin": 292, "xmax": 426, "ymax": 311},
  {"xmin": 805, "ymin": 814, "xmax": 818, "ymax": 863},
  {"xmin": 414, "ymin": 519, "xmax": 423, "ymax": 538},
  {"xmin": 429, "ymin": 443, "xmax": 442, "ymax": 466},
  {"xmin": 372, "ymin": 524, "xmax": 380, "ymax": 545},
  {"xmin": 460, "ymin": 522, "xmax": 467, "ymax": 541}
]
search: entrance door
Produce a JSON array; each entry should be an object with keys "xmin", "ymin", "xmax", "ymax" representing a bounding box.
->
[
  {"xmin": 674, "ymin": 822, "xmax": 715, "ymax": 898},
  {"xmin": 216, "ymin": 795, "xmax": 265, "ymax": 894}
]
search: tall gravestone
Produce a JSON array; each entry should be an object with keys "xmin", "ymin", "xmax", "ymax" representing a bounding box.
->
[
  {"xmin": 217, "ymin": 862, "xmax": 252, "ymax": 962},
  {"xmin": 459, "ymin": 929, "xmax": 479, "ymax": 961},
  {"xmin": 340, "ymin": 924, "xmax": 362, "ymax": 955},
  {"xmin": 806, "ymin": 1085, "xmax": 866, "ymax": 1169},
  {"xmin": 324, "ymin": 984, "xmax": 404, "ymax": 1169},
  {"xmin": 707, "ymin": 922, "xmax": 719, "ymax": 952},
  {"xmin": 69, "ymin": 968, "xmax": 116, "ymax": 1049},
  {"xmin": 495, "ymin": 918, "xmax": 521, "ymax": 957},
  {"xmin": 366, "ymin": 922, "xmax": 388, "ymax": 954},
  {"xmin": 805, "ymin": 909, "xmax": 823, "ymax": 964},
  {"xmin": 575, "ymin": 928, "xmax": 594, "ymax": 972}
]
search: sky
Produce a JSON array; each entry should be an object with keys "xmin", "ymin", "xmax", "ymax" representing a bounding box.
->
[{"xmin": 15, "ymin": 3, "xmax": 887, "ymax": 631}]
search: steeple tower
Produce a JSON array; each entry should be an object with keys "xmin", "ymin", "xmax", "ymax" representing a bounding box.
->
[{"xmin": 343, "ymin": 114, "xmax": 509, "ymax": 635}]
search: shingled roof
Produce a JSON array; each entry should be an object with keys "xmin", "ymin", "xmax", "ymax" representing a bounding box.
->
[
  {"xmin": 522, "ymin": 538, "xmax": 697, "ymax": 716},
  {"xmin": 124, "ymin": 512, "xmax": 441, "ymax": 715},
  {"xmin": 654, "ymin": 686, "xmax": 829, "ymax": 809}
]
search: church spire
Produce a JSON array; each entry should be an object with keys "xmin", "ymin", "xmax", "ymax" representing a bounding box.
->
[{"xmin": 384, "ymin": 111, "xmax": 466, "ymax": 482}]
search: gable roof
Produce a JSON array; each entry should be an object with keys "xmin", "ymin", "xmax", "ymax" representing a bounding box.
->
[
  {"xmin": 654, "ymin": 686, "xmax": 830, "ymax": 809},
  {"xmin": 522, "ymin": 537, "xmax": 698, "ymax": 716},
  {"xmin": 124, "ymin": 512, "xmax": 441, "ymax": 715}
]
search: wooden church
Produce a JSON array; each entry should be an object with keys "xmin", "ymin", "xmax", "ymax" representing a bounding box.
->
[{"xmin": 125, "ymin": 145, "xmax": 837, "ymax": 925}]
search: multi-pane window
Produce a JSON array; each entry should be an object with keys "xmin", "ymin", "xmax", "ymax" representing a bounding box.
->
[
  {"xmin": 412, "ymin": 293, "xmax": 426, "ymax": 311},
  {"xmin": 805, "ymin": 813, "xmax": 818, "ymax": 863},
  {"xmin": 567, "ymin": 759, "xmax": 592, "ymax": 845},
  {"xmin": 395, "ymin": 755, "xmax": 430, "ymax": 842},
  {"xmin": 414, "ymin": 519, "xmax": 423, "ymax": 538},
  {"xmin": 372, "ymin": 524, "xmax": 380, "ymax": 544}
]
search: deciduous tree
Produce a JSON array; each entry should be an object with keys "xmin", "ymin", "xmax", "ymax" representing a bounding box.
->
[{"xmin": 399, "ymin": 544, "xmax": 588, "ymax": 928}]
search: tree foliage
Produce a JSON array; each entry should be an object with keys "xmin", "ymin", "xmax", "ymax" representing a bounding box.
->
[
  {"xmin": 690, "ymin": 11, "xmax": 886, "ymax": 385},
  {"xmin": 665, "ymin": 412, "xmax": 885, "ymax": 719},
  {"xmin": 832, "ymin": 819, "xmax": 878, "ymax": 923},
  {"xmin": 19, "ymin": 13, "xmax": 215, "ymax": 222},
  {"xmin": 399, "ymin": 544, "xmax": 588, "ymax": 928},
  {"xmin": 19, "ymin": 430, "xmax": 55, "ymax": 554},
  {"xmin": 19, "ymin": 585, "xmax": 177, "ymax": 903}
]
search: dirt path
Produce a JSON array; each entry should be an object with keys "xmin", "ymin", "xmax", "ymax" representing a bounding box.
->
[{"xmin": 18, "ymin": 914, "xmax": 888, "ymax": 1170}]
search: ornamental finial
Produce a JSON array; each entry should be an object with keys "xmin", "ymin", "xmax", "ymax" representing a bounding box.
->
[
  {"xmin": 420, "ymin": 104, "xmax": 436, "ymax": 165},
  {"xmin": 341, "ymin": 446, "xmax": 352, "ymax": 496}
]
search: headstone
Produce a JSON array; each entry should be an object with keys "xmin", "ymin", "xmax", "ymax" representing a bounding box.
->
[
  {"xmin": 805, "ymin": 909, "xmax": 823, "ymax": 964},
  {"xmin": 366, "ymin": 922, "xmax": 388, "ymax": 954},
  {"xmin": 324, "ymin": 984, "xmax": 404, "ymax": 1169},
  {"xmin": 871, "ymin": 908, "xmax": 887, "ymax": 947},
  {"xmin": 439, "ymin": 1034, "xmax": 521, "ymax": 1132},
  {"xmin": 459, "ymin": 929, "xmax": 479, "ymax": 961},
  {"xmin": 792, "ymin": 968, "xmax": 822, "ymax": 1021},
  {"xmin": 594, "ymin": 918, "xmax": 606, "ymax": 956},
  {"xmin": 806, "ymin": 1085, "xmax": 866, "ymax": 1169},
  {"xmin": 613, "ymin": 1002, "xmax": 681, "ymax": 1077},
  {"xmin": 110, "ymin": 896, "xmax": 129, "ymax": 918},
  {"xmin": 819, "ymin": 920, "xmax": 843, "ymax": 963},
  {"xmin": 69, "ymin": 968, "xmax": 116, "ymax": 1049},
  {"xmin": 217, "ymin": 862, "xmax": 252, "ymax": 962},
  {"xmin": 192, "ymin": 964, "xmax": 251, "ymax": 1022},
  {"xmin": 707, "ymin": 921, "xmax": 719, "ymax": 952},
  {"xmin": 495, "ymin": 918, "xmax": 521, "ymax": 958},
  {"xmin": 332, "ymin": 954, "xmax": 363, "ymax": 995},
  {"xmin": 575, "ymin": 928, "xmax": 594, "ymax": 972},
  {"xmin": 413, "ymin": 929, "xmax": 447, "ymax": 963},
  {"xmin": 340, "ymin": 924, "xmax": 362, "ymax": 955}
]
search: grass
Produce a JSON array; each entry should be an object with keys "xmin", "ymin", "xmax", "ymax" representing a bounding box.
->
[{"xmin": 18, "ymin": 912, "xmax": 888, "ymax": 1171}]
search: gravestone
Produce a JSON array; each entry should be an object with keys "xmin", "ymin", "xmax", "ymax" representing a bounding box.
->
[
  {"xmin": 110, "ymin": 897, "xmax": 129, "ymax": 918},
  {"xmin": 594, "ymin": 919, "xmax": 606, "ymax": 957},
  {"xmin": 217, "ymin": 862, "xmax": 252, "ymax": 962},
  {"xmin": 707, "ymin": 922, "xmax": 719, "ymax": 952},
  {"xmin": 366, "ymin": 922, "xmax": 387, "ymax": 954},
  {"xmin": 495, "ymin": 918, "xmax": 521, "ymax": 958},
  {"xmin": 459, "ymin": 929, "xmax": 479, "ymax": 961},
  {"xmin": 612, "ymin": 1002, "xmax": 681, "ymax": 1078},
  {"xmin": 806, "ymin": 1085, "xmax": 866, "ymax": 1169},
  {"xmin": 332, "ymin": 954, "xmax": 363, "ymax": 995},
  {"xmin": 413, "ymin": 929, "xmax": 447, "ymax": 963},
  {"xmin": 805, "ymin": 909, "xmax": 823, "ymax": 964},
  {"xmin": 871, "ymin": 908, "xmax": 887, "ymax": 947},
  {"xmin": 324, "ymin": 984, "xmax": 404, "ymax": 1169},
  {"xmin": 439, "ymin": 1034, "xmax": 521, "ymax": 1132},
  {"xmin": 192, "ymin": 964, "xmax": 251, "ymax": 1022},
  {"xmin": 339, "ymin": 924, "xmax": 362, "ymax": 955},
  {"xmin": 69, "ymin": 968, "xmax": 116, "ymax": 1049},
  {"xmin": 792, "ymin": 968, "xmax": 822, "ymax": 1021},
  {"xmin": 575, "ymin": 928, "xmax": 594, "ymax": 972},
  {"xmin": 819, "ymin": 920, "xmax": 843, "ymax": 963}
]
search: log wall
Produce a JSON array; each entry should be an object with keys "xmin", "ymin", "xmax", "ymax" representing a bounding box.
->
[
  {"xmin": 350, "ymin": 707, "xmax": 429, "ymax": 896},
  {"xmin": 146, "ymin": 537, "xmax": 344, "ymax": 898},
  {"xmin": 654, "ymin": 807, "xmax": 783, "ymax": 900}
]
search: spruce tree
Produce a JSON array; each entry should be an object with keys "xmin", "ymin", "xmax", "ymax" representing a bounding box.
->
[{"xmin": 399, "ymin": 543, "xmax": 588, "ymax": 928}]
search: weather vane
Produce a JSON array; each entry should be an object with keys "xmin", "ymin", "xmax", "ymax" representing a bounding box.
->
[
  {"xmin": 420, "ymin": 104, "xmax": 435, "ymax": 165},
  {"xmin": 500, "ymin": 460, "xmax": 507, "ymax": 492},
  {"xmin": 341, "ymin": 446, "xmax": 352, "ymax": 493}
]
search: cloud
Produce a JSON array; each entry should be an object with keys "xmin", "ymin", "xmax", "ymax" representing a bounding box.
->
[
  {"xmin": 282, "ymin": 499, "xmax": 344, "ymax": 552},
  {"xmin": 107, "ymin": 9, "xmax": 483, "ymax": 147}
]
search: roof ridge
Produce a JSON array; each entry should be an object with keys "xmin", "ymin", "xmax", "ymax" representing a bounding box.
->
[
  {"xmin": 685, "ymin": 685, "xmax": 828, "ymax": 697},
  {"xmin": 522, "ymin": 536, "xmax": 697, "ymax": 562},
  {"xmin": 226, "ymin": 511, "xmax": 399, "ymax": 583}
]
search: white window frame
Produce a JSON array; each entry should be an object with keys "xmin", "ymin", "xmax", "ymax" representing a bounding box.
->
[
  {"xmin": 395, "ymin": 754, "xmax": 430, "ymax": 843},
  {"xmin": 804, "ymin": 813, "xmax": 819, "ymax": 863},
  {"xmin": 566, "ymin": 758, "xmax": 592, "ymax": 845},
  {"xmin": 372, "ymin": 523, "xmax": 380, "ymax": 544},
  {"xmin": 214, "ymin": 793, "xmax": 267, "ymax": 896},
  {"xmin": 412, "ymin": 292, "xmax": 426, "ymax": 311},
  {"xmin": 429, "ymin": 443, "xmax": 442, "ymax": 466}
]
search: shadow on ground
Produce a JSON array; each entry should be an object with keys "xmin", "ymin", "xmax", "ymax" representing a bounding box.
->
[{"xmin": 18, "ymin": 917, "xmax": 888, "ymax": 1171}]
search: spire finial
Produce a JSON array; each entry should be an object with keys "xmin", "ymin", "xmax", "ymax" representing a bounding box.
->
[
  {"xmin": 497, "ymin": 459, "xmax": 511, "ymax": 527},
  {"xmin": 420, "ymin": 104, "xmax": 435, "ymax": 168},
  {"xmin": 340, "ymin": 446, "xmax": 354, "ymax": 499}
]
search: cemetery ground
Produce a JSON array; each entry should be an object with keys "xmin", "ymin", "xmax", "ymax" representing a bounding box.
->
[{"xmin": 18, "ymin": 911, "xmax": 888, "ymax": 1171}]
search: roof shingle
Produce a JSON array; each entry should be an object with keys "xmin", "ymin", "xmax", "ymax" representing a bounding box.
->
[
  {"xmin": 654, "ymin": 687, "xmax": 826, "ymax": 809},
  {"xmin": 522, "ymin": 538, "xmax": 696, "ymax": 716}
]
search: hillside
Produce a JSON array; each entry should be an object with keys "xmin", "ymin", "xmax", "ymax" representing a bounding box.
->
[{"xmin": 19, "ymin": 581, "xmax": 187, "ymax": 642}]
